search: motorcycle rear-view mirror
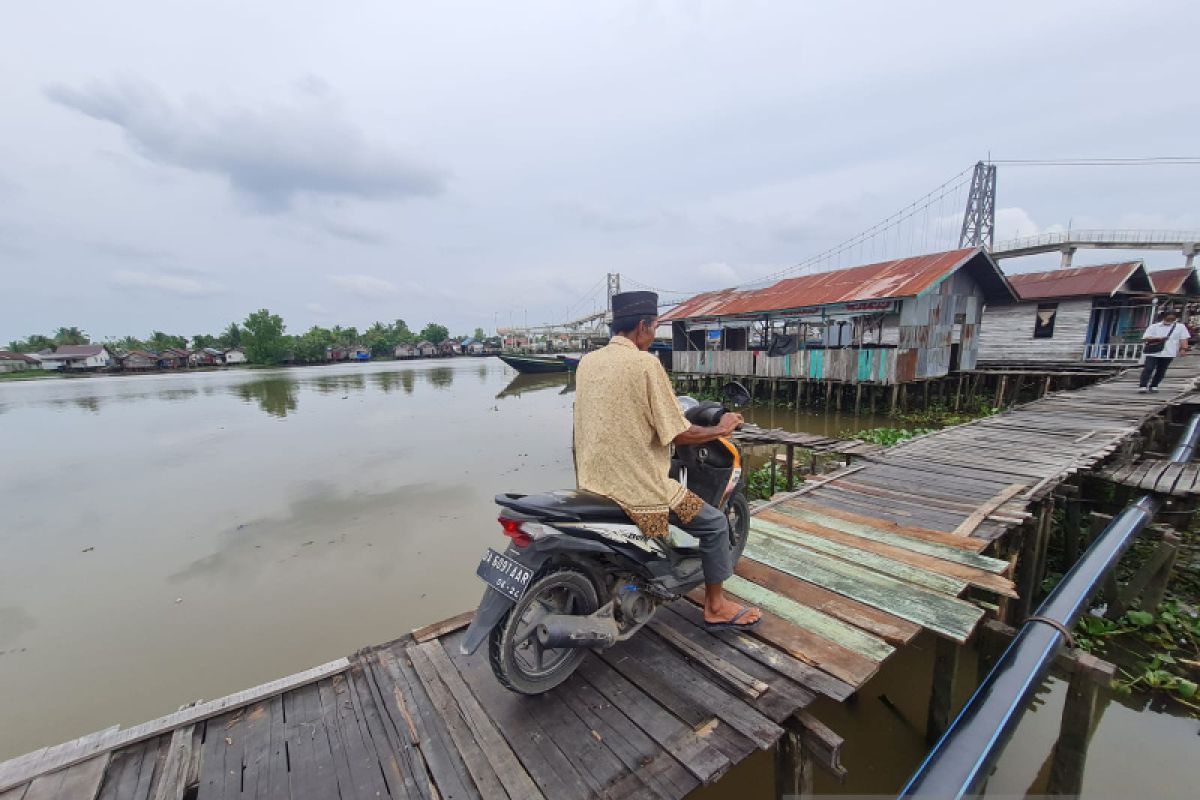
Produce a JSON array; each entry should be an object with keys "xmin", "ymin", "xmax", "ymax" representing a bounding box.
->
[{"xmin": 722, "ymin": 381, "xmax": 751, "ymax": 409}]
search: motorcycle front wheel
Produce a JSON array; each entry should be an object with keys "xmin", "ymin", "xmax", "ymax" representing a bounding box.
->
[
  {"xmin": 726, "ymin": 491, "xmax": 750, "ymax": 562},
  {"xmin": 489, "ymin": 568, "xmax": 599, "ymax": 695}
]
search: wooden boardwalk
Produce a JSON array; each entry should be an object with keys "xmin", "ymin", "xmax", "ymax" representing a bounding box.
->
[{"xmin": 4, "ymin": 359, "xmax": 1199, "ymax": 800}]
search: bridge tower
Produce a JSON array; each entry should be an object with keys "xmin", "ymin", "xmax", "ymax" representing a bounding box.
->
[
  {"xmin": 606, "ymin": 273, "xmax": 621, "ymax": 317},
  {"xmin": 959, "ymin": 161, "xmax": 997, "ymax": 249}
]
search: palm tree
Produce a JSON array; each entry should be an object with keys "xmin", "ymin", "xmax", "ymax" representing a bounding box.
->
[
  {"xmin": 219, "ymin": 323, "xmax": 242, "ymax": 349},
  {"xmin": 54, "ymin": 327, "xmax": 89, "ymax": 346}
]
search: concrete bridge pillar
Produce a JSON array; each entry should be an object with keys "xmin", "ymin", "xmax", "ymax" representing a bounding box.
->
[
  {"xmin": 1060, "ymin": 246, "xmax": 1077, "ymax": 268},
  {"xmin": 1184, "ymin": 243, "xmax": 1196, "ymax": 269}
]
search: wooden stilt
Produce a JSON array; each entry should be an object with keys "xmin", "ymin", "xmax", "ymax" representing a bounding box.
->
[
  {"xmin": 1141, "ymin": 530, "xmax": 1181, "ymax": 612},
  {"xmin": 854, "ymin": 383, "xmax": 862, "ymax": 415},
  {"xmin": 785, "ymin": 444, "xmax": 796, "ymax": 491},
  {"xmin": 891, "ymin": 383, "xmax": 900, "ymax": 415},
  {"xmin": 923, "ymin": 380, "xmax": 930, "ymax": 410},
  {"xmin": 994, "ymin": 376, "xmax": 1006, "ymax": 410},
  {"xmin": 926, "ymin": 636, "xmax": 961, "ymax": 744},
  {"xmin": 1046, "ymin": 654, "xmax": 1116, "ymax": 797},
  {"xmin": 1063, "ymin": 496, "xmax": 1082, "ymax": 565},
  {"xmin": 1016, "ymin": 501, "xmax": 1052, "ymax": 621},
  {"xmin": 774, "ymin": 719, "xmax": 815, "ymax": 799},
  {"xmin": 955, "ymin": 374, "xmax": 963, "ymax": 411}
]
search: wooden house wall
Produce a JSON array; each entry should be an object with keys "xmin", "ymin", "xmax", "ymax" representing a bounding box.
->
[{"xmin": 977, "ymin": 298, "xmax": 1093, "ymax": 363}]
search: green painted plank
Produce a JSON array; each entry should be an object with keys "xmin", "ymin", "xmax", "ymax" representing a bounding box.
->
[
  {"xmin": 751, "ymin": 518, "xmax": 967, "ymax": 596},
  {"xmin": 744, "ymin": 536, "xmax": 984, "ymax": 642},
  {"xmin": 722, "ymin": 575, "xmax": 893, "ymax": 662},
  {"xmin": 768, "ymin": 505, "xmax": 1009, "ymax": 573}
]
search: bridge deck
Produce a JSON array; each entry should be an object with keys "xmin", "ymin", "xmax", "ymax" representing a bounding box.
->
[{"xmin": 3, "ymin": 359, "xmax": 1199, "ymax": 800}]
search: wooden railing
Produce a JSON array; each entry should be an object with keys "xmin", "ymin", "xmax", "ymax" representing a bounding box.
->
[{"xmin": 1083, "ymin": 342, "xmax": 1144, "ymax": 361}]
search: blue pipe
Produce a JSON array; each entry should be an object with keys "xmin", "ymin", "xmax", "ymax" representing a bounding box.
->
[{"xmin": 899, "ymin": 412, "xmax": 1200, "ymax": 799}]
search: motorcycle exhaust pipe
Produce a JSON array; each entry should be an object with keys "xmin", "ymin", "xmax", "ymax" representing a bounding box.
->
[{"xmin": 535, "ymin": 613, "xmax": 619, "ymax": 648}]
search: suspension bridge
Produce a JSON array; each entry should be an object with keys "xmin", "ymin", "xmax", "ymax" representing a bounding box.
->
[{"xmin": 512, "ymin": 157, "xmax": 1200, "ymax": 341}]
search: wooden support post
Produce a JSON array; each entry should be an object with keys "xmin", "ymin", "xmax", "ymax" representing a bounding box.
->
[
  {"xmin": 994, "ymin": 375, "xmax": 1006, "ymax": 410},
  {"xmin": 891, "ymin": 383, "xmax": 900, "ymax": 415},
  {"xmin": 977, "ymin": 620, "xmax": 1016, "ymax": 677},
  {"xmin": 770, "ymin": 448, "xmax": 778, "ymax": 497},
  {"xmin": 785, "ymin": 443, "xmax": 796, "ymax": 491},
  {"xmin": 923, "ymin": 380, "xmax": 930, "ymax": 410},
  {"xmin": 955, "ymin": 374, "xmax": 963, "ymax": 411},
  {"xmin": 926, "ymin": 636, "xmax": 962, "ymax": 744},
  {"xmin": 854, "ymin": 383, "xmax": 862, "ymax": 415},
  {"xmin": 1063, "ymin": 496, "xmax": 1082, "ymax": 565},
  {"xmin": 771, "ymin": 379, "xmax": 777, "ymax": 407},
  {"xmin": 1046, "ymin": 654, "xmax": 1117, "ymax": 797},
  {"xmin": 1016, "ymin": 501, "xmax": 1052, "ymax": 621},
  {"xmin": 1043, "ymin": 375, "xmax": 1052, "ymax": 398},
  {"xmin": 826, "ymin": 380, "xmax": 834, "ymax": 410},
  {"xmin": 774, "ymin": 719, "xmax": 815, "ymax": 799},
  {"xmin": 1141, "ymin": 530, "xmax": 1181, "ymax": 612}
]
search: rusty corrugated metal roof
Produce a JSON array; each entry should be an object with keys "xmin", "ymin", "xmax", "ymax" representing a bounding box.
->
[
  {"xmin": 1005, "ymin": 261, "xmax": 1151, "ymax": 301},
  {"xmin": 660, "ymin": 247, "xmax": 1006, "ymax": 321},
  {"xmin": 1149, "ymin": 267, "xmax": 1200, "ymax": 296}
]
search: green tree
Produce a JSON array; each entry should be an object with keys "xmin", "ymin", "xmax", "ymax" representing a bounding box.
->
[
  {"xmin": 192, "ymin": 334, "xmax": 219, "ymax": 350},
  {"xmin": 364, "ymin": 321, "xmax": 392, "ymax": 357},
  {"xmin": 473, "ymin": 327, "xmax": 486, "ymax": 341},
  {"xmin": 113, "ymin": 335, "xmax": 144, "ymax": 353},
  {"xmin": 54, "ymin": 327, "xmax": 90, "ymax": 346},
  {"xmin": 9, "ymin": 334, "xmax": 53, "ymax": 352},
  {"xmin": 148, "ymin": 331, "xmax": 187, "ymax": 351},
  {"xmin": 420, "ymin": 323, "xmax": 449, "ymax": 344},
  {"xmin": 241, "ymin": 309, "xmax": 288, "ymax": 365},
  {"xmin": 219, "ymin": 323, "xmax": 242, "ymax": 349},
  {"xmin": 292, "ymin": 326, "xmax": 334, "ymax": 363},
  {"xmin": 393, "ymin": 319, "xmax": 415, "ymax": 345}
]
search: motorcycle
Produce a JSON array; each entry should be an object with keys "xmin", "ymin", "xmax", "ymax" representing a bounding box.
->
[{"xmin": 460, "ymin": 381, "xmax": 752, "ymax": 694}]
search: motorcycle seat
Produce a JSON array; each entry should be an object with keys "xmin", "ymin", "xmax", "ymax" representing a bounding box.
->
[{"xmin": 495, "ymin": 491, "xmax": 630, "ymax": 522}]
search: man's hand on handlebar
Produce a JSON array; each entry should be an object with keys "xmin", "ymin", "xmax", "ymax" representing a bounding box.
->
[{"xmin": 718, "ymin": 412, "xmax": 744, "ymax": 435}]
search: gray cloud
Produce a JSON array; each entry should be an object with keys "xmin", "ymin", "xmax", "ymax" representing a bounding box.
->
[
  {"xmin": 45, "ymin": 79, "xmax": 446, "ymax": 211},
  {"xmin": 109, "ymin": 269, "xmax": 224, "ymax": 297}
]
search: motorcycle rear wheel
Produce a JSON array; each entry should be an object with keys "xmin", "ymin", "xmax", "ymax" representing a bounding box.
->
[{"xmin": 489, "ymin": 568, "xmax": 599, "ymax": 695}]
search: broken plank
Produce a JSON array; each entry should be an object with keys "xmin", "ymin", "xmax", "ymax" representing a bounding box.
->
[
  {"xmin": 950, "ymin": 484, "xmax": 1026, "ymax": 537},
  {"xmin": 412, "ymin": 610, "xmax": 474, "ymax": 643}
]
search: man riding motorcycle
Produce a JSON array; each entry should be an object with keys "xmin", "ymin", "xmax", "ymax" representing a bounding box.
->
[{"xmin": 573, "ymin": 290, "xmax": 761, "ymax": 632}]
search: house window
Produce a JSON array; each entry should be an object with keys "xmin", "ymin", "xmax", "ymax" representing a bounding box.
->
[{"xmin": 1034, "ymin": 303, "xmax": 1058, "ymax": 338}]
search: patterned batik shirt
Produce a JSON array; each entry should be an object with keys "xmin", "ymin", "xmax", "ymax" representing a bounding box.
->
[{"xmin": 573, "ymin": 336, "xmax": 704, "ymax": 537}]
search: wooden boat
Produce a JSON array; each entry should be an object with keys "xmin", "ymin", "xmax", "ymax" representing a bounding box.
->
[
  {"xmin": 498, "ymin": 354, "xmax": 569, "ymax": 374},
  {"xmin": 561, "ymin": 356, "xmax": 580, "ymax": 370}
]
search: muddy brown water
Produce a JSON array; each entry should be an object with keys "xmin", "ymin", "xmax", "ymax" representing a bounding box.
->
[{"xmin": 1, "ymin": 360, "xmax": 1195, "ymax": 797}]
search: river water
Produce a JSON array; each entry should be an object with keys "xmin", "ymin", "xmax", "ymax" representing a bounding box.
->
[{"xmin": 1, "ymin": 359, "xmax": 1194, "ymax": 796}]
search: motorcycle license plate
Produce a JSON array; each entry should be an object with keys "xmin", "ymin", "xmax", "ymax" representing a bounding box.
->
[{"xmin": 476, "ymin": 548, "xmax": 533, "ymax": 602}]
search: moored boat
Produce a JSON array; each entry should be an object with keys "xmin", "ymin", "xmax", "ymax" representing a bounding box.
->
[{"xmin": 498, "ymin": 354, "xmax": 569, "ymax": 374}]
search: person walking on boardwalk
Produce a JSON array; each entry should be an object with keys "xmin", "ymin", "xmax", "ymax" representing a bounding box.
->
[
  {"xmin": 1139, "ymin": 309, "xmax": 1190, "ymax": 393},
  {"xmin": 573, "ymin": 290, "xmax": 762, "ymax": 631}
]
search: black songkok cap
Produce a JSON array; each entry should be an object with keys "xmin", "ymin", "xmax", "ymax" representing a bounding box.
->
[{"xmin": 611, "ymin": 291, "xmax": 658, "ymax": 318}]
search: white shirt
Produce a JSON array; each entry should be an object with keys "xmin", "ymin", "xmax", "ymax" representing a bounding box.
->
[{"xmin": 1142, "ymin": 321, "xmax": 1191, "ymax": 358}]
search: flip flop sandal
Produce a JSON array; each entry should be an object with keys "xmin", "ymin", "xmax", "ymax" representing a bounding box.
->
[{"xmin": 704, "ymin": 606, "xmax": 762, "ymax": 632}]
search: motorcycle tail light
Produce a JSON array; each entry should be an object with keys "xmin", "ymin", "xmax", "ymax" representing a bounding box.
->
[{"xmin": 498, "ymin": 516, "xmax": 531, "ymax": 547}]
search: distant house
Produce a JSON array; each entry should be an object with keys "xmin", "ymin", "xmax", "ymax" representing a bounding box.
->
[
  {"xmin": 190, "ymin": 347, "xmax": 225, "ymax": 367},
  {"xmin": 978, "ymin": 261, "xmax": 1155, "ymax": 364},
  {"xmin": 120, "ymin": 350, "xmax": 159, "ymax": 371},
  {"xmin": 394, "ymin": 343, "xmax": 418, "ymax": 359},
  {"xmin": 483, "ymin": 337, "xmax": 503, "ymax": 355},
  {"xmin": 158, "ymin": 348, "xmax": 190, "ymax": 369},
  {"xmin": 461, "ymin": 339, "xmax": 486, "ymax": 356},
  {"xmin": 416, "ymin": 340, "xmax": 438, "ymax": 358},
  {"xmin": 0, "ymin": 351, "xmax": 38, "ymax": 372},
  {"xmin": 37, "ymin": 345, "xmax": 114, "ymax": 371},
  {"xmin": 223, "ymin": 348, "xmax": 247, "ymax": 365},
  {"xmin": 348, "ymin": 345, "xmax": 371, "ymax": 361},
  {"xmin": 439, "ymin": 340, "xmax": 462, "ymax": 357},
  {"xmin": 1149, "ymin": 267, "xmax": 1200, "ymax": 321}
]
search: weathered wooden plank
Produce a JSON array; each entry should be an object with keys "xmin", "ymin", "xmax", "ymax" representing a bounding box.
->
[
  {"xmin": 784, "ymin": 500, "xmax": 991, "ymax": 553},
  {"xmin": 22, "ymin": 755, "xmax": 109, "ymax": 800},
  {"xmin": 422, "ymin": 639, "xmax": 549, "ymax": 800},
  {"xmin": 668, "ymin": 601, "xmax": 855, "ymax": 701},
  {"xmin": 0, "ymin": 661, "xmax": 349, "ymax": 793},
  {"xmin": 551, "ymin": 674, "xmax": 699, "ymax": 800},
  {"xmin": 767, "ymin": 504, "xmax": 1008, "ymax": 571},
  {"xmin": 372, "ymin": 646, "xmax": 480, "ymax": 800},
  {"xmin": 411, "ymin": 610, "xmax": 473, "ymax": 643},
  {"xmin": 645, "ymin": 619, "xmax": 769, "ymax": 699},
  {"xmin": 743, "ymin": 536, "xmax": 984, "ymax": 643},
  {"xmin": 756, "ymin": 512, "xmax": 1017, "ymax": 598},
  {"xmin": 322, "ymin": 672, "xmax": 391, "ymax": 799},
  {"xmin": 346, "ymin": 664, "xmax": 422, "ymax": 800},
  {"xmin": 231, "ymin": 702, "xmax": 271, "ymax": 800},
  {"xmin": 730, "ymin": 559, "xmax": 919, "ymax": 645},
  {"xmin": 950, "ymin": 484, "xmax": 1026, "ymax": 537},
  {"xmin": 604, "ymin": 633, "xmax": 783, "ymax": 750},
  {"xmin": 575, "ymin": 655, "xmax": 731, "ymax": 785},
  {"xmin": 722, "ymin": 575, "xmax": 893, "ymax": 662},
  {"xmin": 750, "ymin": 518, "xmax": 969, "ymax": 595},
  {"xmin": 404, "ymin": 643, "xmax": 510, "ymax": 799}
]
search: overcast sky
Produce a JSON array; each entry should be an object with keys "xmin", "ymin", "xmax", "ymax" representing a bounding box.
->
[{"xmin": 3, "ymin": 1, "xmax": 1199, "ymax": 344}]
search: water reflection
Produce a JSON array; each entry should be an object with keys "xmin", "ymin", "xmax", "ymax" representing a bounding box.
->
[
  {"xmin": 313, "ymin": 373, "xmax": 366, "ymax": 395},
  {"xmin": 496, "ymin": 372, "xmax": 568, "ymax": 399},
  {"xmin": 158, "ymin": 388, "xmax": 200, "ymax": 402},
  {"xmin": 233, "ymin": 377, "xmax": 299, "ymax": 418},
  {"xmin": 372, "ymin": 371, "xmax": 415, "ymax": 394},
  {"xmin": 426, "ymin": 367, "xmax": 454, "ymax": 389}
]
